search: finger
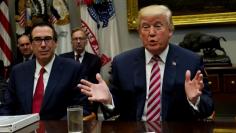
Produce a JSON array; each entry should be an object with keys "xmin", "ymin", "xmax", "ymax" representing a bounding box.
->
[
  {"xmin": 77, "ymin": 84, "xmax": 91, "ymax": 91},
  {"xmin": 185, "ymin": 70, "xmax": 191, "ymax": 82},
  {"xmin": 80, "ymin": 79, "xmax": 93, "ymax": 87},
  {"xmin": 81, "ymin": 88, "xmax": 92, "ymax": 97},
  {"xmin": 198, "ymin": 73, "xmax": 203, "ymax": 82},
  {"xmin": 195, "ymin": 70, "xmax": 202, "ymax": 81},
  {"xmin": 88, "ymin": 97, "xmax": 98, "ymax": 102},
  {"xmin": 199, "ymin": 80, "xmax": 204, "ymax": 91},
  {"xmin": 96, "ymin": 73, "xmax": 104, "ymax": 83}
]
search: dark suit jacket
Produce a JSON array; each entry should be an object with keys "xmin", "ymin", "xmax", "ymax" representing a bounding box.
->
[
  {"xmin": 13, "ymin": 54, "xmax": 35, "ymax": 65},
  {"xmin": 109, "ymin": 44, "xmax": 214, "ymax": 121},
  {"xmin": 0, "ymin": 56, "xmax": 93, "ymax": 120},
  {"xmin": 0, "ymin": 76, "xmax": 7, "ymax": 106},
  {"xmin": 60, "ymin": 51, "xmax": 102, "ymax": 84},
  {"xmin": 60, "ymin": 51, "xmax": 101, "ymax": 114}
]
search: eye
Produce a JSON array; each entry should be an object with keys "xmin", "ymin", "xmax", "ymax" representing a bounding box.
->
[
  {"xmin": 141, "ymin": 24, "xmax": 150, "ymax": 30},
  {"xmin": 44, "ymin": 36, "xmax": 53, "ymax": 41},
  {"xmin": 154, "ymin": 23, "xmax": 163, "ymax": 30},
  {"xmin": 33, "ymin": 37, "xmax": 42, "ymax": 41}
]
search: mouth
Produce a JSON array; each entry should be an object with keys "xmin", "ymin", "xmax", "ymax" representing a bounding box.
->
[
  {"xmin": 76, "ymin": 46, "xmax": 84, "ymax": 50},
  {"xmin": 39, "ymin": 50, "xmax": 49, "ymax": 55},
  {"xmin": 76, "ymin": 47, "xmax": 81, "ymax": 50},
  {"xmin": 148, "ymin": 40, "xmax": 158, "ymax": 45}
]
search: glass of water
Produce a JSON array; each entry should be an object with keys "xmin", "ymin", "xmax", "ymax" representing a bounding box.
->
[{"xmin": 67, "ymin": 105, "xmax": 83, "ymax": 133}]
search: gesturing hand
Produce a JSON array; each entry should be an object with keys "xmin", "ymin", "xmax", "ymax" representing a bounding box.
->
[
  {"xmin": 78, "ymin": 73, "xmax": 112, "ymax": 104},
  {"xmin": 185, "ymin": 70, "xmax": 204, "ymax": 105}
]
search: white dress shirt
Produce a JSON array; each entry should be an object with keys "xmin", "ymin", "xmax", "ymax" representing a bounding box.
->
[
  {"xmin": 106, "ymin": 45, "xmax": 200, "ymax": 121},
  {"xmin": 142, "ymin": 45, "xmax": 169, "ymax": 121},
  {"xmin": 33, "ymin": 55, "xmax": 55, "ymax": 95},
  {"xmin": 74, "ymin": 51, "xmax": 85, "ymax": 62}
]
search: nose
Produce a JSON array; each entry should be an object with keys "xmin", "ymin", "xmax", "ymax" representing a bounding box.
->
[
  {"xmin": 76, "ymin": 39, "xmax": 81, "ymax": 43},
  {"xmin": 149, "ymin": 26, "xmax": 156, "ymax": 36},
  {"xmin": 23, "ymin": 45, "xmax": 28, "ymax": 49},
  {"xmin": 41, "ymin": 40, "xmax": 47, "ymax": 47}
]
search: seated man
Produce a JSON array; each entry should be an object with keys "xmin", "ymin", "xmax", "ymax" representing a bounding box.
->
[
  {"xmin": 0, "ymin": 22, "xmax": 93, "ymax": 120},
  {"xmin": 79, "ymin": 5, "xmax": 214, "ymax": 121}
]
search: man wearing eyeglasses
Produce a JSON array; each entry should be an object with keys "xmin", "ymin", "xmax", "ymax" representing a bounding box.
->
[
  {"xmin": 60, "ymin": 28, "xmax": 102, "ymax": 117},
  {"xmin": 60, "ymin": 28, "xmax": 102, "ymax": 83},
  {"xmin": 0, "ymin": 22, "xmax": 94, "ymax": 120}
]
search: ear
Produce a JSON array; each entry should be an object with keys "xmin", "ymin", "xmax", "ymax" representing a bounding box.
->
[{"xmin": 168, "ymin": 29, "xmax": 173, "ymax": 38}]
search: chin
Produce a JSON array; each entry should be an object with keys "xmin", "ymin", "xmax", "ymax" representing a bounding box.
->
[{"xmin": 148, "ymin": 48, "xmax": 162, "ymax": 55}]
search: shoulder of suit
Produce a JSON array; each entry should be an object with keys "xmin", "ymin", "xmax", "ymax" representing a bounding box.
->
[
  {"xmin": 115, "ymin": 47, "xmax": 144, "ymax": 59},
  {"xmin": 11, "ymin": 59, "xmax": 34, "ymax": 72},
  {"xmin": 59, "ymin": 52, "xmax": 73, "ymax": 57},
  {"xmin": 84, "ymin": 52, "xmax": 100, "ymax": 59},
  {"xmin": 171, "ymin": 44, "xmax": 200, "ymax": 59}
]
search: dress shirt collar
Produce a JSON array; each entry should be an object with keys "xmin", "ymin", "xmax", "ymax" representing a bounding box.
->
[
  {"xmin": 145, "ymin": 45, "xmax": 169, "ymax": 64},
  {"xmin": 35, "ymin": 54, "xmax": 55, "ymax": 74},
  {"xmin": 23, "ymin": 54, "xmax": 34, "ymax": 62},
  {"xmin": 74, "ymin": 51, "xmax": 85, "ymax": 58}
]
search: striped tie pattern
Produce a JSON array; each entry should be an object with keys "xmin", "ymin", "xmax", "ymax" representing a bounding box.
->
[
  {"xmin": 146, "ymin": 121, "xmax": 161, "ymax": 133},
  {"xmin": 147, "ymin": 56, "xmax": 161, "ymax": 121}
]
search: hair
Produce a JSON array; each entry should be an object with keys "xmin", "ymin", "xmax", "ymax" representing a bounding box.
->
[
  {"xmin": 137, "ymin": 5, "xmax": 174, "ymax": 31},
  {"xmin": 29, "ymin": 21, "xmax": 57, "ymax": 42},
  {"xmin": 71, "ymin": 27, "xmax": 87, "ymax": 38},
  {"xmin": 17, "ymin": 33, "xmax": 30, "ymax": 43}
]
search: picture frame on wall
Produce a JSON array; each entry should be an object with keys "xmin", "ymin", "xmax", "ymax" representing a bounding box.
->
[{"xmin": 127, "ymin": 0, "xmax": 236, "ymax": 30}]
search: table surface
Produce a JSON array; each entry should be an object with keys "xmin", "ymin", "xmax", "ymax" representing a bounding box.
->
[{"xmin": 16, "ymin": 120, "xmax": 236, "ymax": 133}]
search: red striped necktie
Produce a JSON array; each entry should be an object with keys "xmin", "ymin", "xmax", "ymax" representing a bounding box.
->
[
  {"xmin": 147, "ymin": 56, "xmax": 161, "ymax": 121},
  {"xmin": 32, "ymin": 67, "xmax": 45, "ymax": 113},
  {"xmin": 146, "ymin": 121, "xmax": 161, "ymax": 133}
]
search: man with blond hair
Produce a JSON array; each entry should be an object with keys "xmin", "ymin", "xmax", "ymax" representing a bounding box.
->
[{"xmin": 79, "ymin": 5, "xmax": 214, "ymax": 121}]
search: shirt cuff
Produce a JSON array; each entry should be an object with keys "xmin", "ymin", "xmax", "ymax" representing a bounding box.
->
[
  {"xmin": 187, "ymin": 96, "xmax": 200, "ymax": 111},
  {"xmin": 103, "ymin": 95, "xmax": 115, "ymax": 110}
]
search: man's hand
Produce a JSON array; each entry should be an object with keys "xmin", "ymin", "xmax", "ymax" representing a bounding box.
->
[
  {"xmin": 185, "ymin": 70, "xmax": 204, "ymax": 105},
  {"xmin": 78, "ymin": 73, "xmax": 112, "ymax": 104}
]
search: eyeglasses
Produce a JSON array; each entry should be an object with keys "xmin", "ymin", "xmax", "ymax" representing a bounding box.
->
[
  {"xmin": 32, "ymin": 36, "xmax": 54, "ymax": 45},
  {"xmin": 72, "ymin": 37, "xmax": 87, "ymax": 42}
]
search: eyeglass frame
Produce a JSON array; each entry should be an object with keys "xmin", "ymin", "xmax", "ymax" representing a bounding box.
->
[
  {"xmin": 31, "ymin": 36, "xmax": 55, "ymax": 45},
  {"xmin": 71, "ymin": 37, "xmax": 87, "ymax": 43}
]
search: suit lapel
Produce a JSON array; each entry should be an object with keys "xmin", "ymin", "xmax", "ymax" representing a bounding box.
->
[
  {"xmin": 68, "ymin": 52, "xmax": 75, "ymax": 59},
  {"xmin": 41, "ymin": 57, "xmax": 62, "ymax": 109},
  {"xmin": 81, "ymin": 52, "xmax": 88, "ymax": 64},
  {"xmin": 161, "ymin": 44, "xmax": 179, "ymax": 120},
  {"xmin": 133, "ymin": 48, "xmax": 147, "ymax": 120},
  {"xmin": 23, "ymin": 60, "xmax": 36, "ymax": 113},
  {"xmin": 80, "ymin": 52, "xmax": 89, "ymax": 68},
  {"xmin": 163, "ymin": 44, "xmax": 177, "ymax": 95}
]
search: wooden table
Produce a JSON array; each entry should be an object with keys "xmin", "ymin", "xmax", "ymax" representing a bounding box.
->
[{"xmin": 16, "ymin": 120, "xmax": 236, "ymax": 133}]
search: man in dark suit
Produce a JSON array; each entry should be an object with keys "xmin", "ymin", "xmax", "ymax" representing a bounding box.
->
[
  {"xmin": 60, "ymin": 28, "xmax": 102, "ymax": 83},
  {"xmin": 15, "ymin": 33, "xmax": 34, "ymax": 64},
  {"xmin": 60, "ymin": 28, "xmax": 101, "ymax": 117},
  {"xmin": 0, "ymin": 22, "xmax": 93, "ymax": 120},
  {"xmin": 79, "ymin": 5, "xmax": 214, "ymax": 121}
]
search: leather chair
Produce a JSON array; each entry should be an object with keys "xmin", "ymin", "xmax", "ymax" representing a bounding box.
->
[{"xmin": 83, "ymin": 112, "xmax": 96, "ymax": 121}]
